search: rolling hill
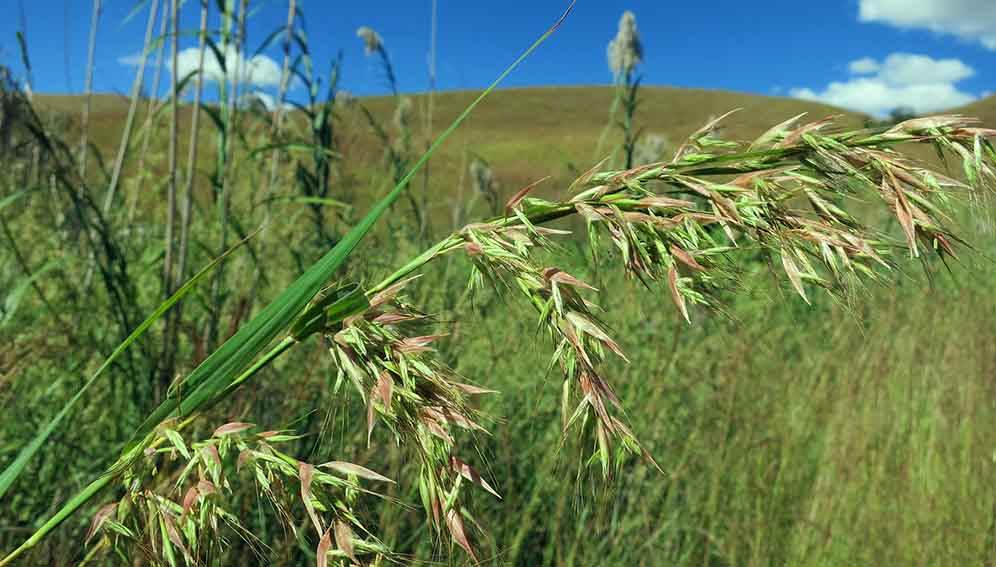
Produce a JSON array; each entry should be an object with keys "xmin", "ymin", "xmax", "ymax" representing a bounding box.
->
[
  {"xmin": 28, "ymin": 86, "xmax": 996, "ymax": 211},
  {"xmin": 31, "ymin": 86, "xmax": 861, "ymax": 174}
]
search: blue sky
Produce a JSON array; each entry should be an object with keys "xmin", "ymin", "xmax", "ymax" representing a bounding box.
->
[{"xmin": 2, "ymin": 0, "xmax": 995, "ymax": 115}]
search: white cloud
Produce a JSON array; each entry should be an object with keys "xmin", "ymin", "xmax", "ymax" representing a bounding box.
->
[
  {"xmin": 117, "ymin": 53, "xmax": 144, "ymax": 67},
  {"xmin": 859, "ymin": 0, "xmax": 996, "ymax": 50},
  {"xmin": 120, "ymin": 46, "xmax": 283, "ymax": 88},
  {"xmin": 848, "ymin": 57, "xmax": 880, "ymax": 75},
  {"xmin": 874, "ymin": 53, "xmax": 974, "ymax": 85},
  {"xmin": 790, "ymin": 53, "xmax": 978, "ymax": 116}
]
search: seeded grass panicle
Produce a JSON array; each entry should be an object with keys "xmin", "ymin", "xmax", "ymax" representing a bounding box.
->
[
  {"xmin": 326, "ymin": 283, "xmax": 499, "ymax": 560},
  {"xmin": 83, "ymin": 422, "xmax": 392, "ymax": 565},
  {"xmin": 362, "ymin": 111, "xmax": 996, "ymax": 493}
]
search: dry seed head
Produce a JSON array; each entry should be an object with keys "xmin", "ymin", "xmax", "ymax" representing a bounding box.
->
[
  {"xmin": 393, "ymin": 96, "xmax": 413, "ymax": 133},
  {"xmin": 90, "ymin": 425, "xmax": 389, "ymax": 565},
  {"xmin": 470, "ymin": 157, "xmax": 498, "ymax": 197},
  {"xmin": 458, "ymin": 223, "xmax": 645, "ymax": 470},
  {"xmin": 356, "ymin": 26, "xmax": 384, "ymax": 55},
  {"xmin": 607, "ymin": 11, "xmax": 643, "ymax": 79},
  {"xmin": 320, "ymin": 292, "xmax": 501, "ymax": 558}
]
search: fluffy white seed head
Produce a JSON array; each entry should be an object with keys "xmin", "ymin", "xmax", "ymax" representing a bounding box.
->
[
  {"xmin": 607, "ymin": 11, "xmax": 643, "ymax": 80},
  {"xmin": 393, "ymin": 96, "xmax": 413, "ymax": 133},
  {"xmin": 470, "ymin": 158, "xmax": 497, "ymax": 197},
  {"xmin": 357, "ymin": 26, "xmax": 384, "ymax": 55}
]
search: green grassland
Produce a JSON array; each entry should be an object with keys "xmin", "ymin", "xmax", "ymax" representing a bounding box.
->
[{"xmin": 3, "ymin": 84, "xmax": 996, "ymax": 566}]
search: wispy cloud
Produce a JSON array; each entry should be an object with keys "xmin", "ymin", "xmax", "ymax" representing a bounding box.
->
[
  {"xmin": 790, "ymin": 53, "xmax": 978, "ymax": 115},
  {"xmin": 119, "ymin": 45, "xmax": 284, "ymax": 88},
  {"xmin": 116, "ymin": 53, "xmax": 144, "ymax": 67},
  {"xmin": 859, "ymin": 0, "xmax": 996, "ymax": 50}
]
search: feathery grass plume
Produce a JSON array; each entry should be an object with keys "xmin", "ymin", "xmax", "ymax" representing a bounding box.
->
[
  {"xmin": 392, "ymin": 96, "xmax": 414, "ymax": 164},
  {"xmin": 607, "ymin": 10, "xmax": 643, "ymax": 80},
  {"xmin": 469, "ymin": 157, "xmax": 497, "ymax": 196},
  {"xmin": 602, "ymin": 10, "xmax": 645, "ymax": 168},
  {"xmin": 354, "ymin": 26, "xmax": 427, "ymax": 242},
  {"xmin": 356, "ymin": 26, "xmax": 383, "ymax": 55},
  {"xmin": 355, "ymin": 27, "xmax": 422, "ymax": 234},
  {"xmin": 357, "ymin": 25, "xmax": 398, "ymax": 96},
  {"xmin": 469, "ymin": 156, "xmax": 499, "ymax": 214},
  {"xmin": 393, "ymin": 95, "xmax": 413, "ymax": 134},
  {"xmin": 365, "ymin": 112, "xmax": 996, "ymax": 486},
  {"xmin": 358, "ymin": 92, "xmax": 423, "ymax": 237},
  {"xmin": 84, "ymin": 422, "xmax": 391, "ymax": 565}
]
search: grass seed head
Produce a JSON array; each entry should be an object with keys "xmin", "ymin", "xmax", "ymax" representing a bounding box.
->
[
  {"xmin": 607, "ymin": 11, "xmax": 643, "ymax": 80},
  {"xmin": 356, "ymin": 26, "xmax": 384, "ymax": 55}
]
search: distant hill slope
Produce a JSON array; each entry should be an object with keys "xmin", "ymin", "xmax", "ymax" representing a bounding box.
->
[
  {"xmin": 950, "ymin": 95, "xmax": 996, "ymax": 126},
  {"xmin": 32, "ymin": 86, "xmax": 873, "ymax": 204},
  {"xmin": 354, "ymin": 86, "xmax": 867, "ymax": 183}
]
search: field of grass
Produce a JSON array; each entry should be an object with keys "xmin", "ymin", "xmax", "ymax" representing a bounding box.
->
[{"xmin": 3, "ymin": 12, "xmax": 996, "ymax": 564}]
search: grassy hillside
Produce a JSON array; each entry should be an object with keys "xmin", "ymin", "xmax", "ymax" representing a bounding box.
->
[
  {"xmin": 351, "ymin": 87, "xmax": 866, "ymax": 186},
  {"xmin": 34, "ymin": 86, "xmax": 867, "ymax": 200},
  {"xmin": 950, "ymin": 94, "xmax": 996, "ymax": 124}
]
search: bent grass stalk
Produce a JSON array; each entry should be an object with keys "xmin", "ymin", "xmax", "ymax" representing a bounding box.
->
[
  {"xmin": 0, "ymin": 4, "xmax": 575, "ymax": 564},
  {"xmin": 360, "ymin": 113, "xmax": 996, "ymax": 482},
  {"xmin": 61, "ymin": 110, "xmax": 996, "ymax": 564}
]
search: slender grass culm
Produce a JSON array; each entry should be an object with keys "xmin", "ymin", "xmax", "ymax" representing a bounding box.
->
[
  {"xmin": 2, "ymin": 1, "xmax": 996, "ymax": 565},
  {"xmin": 599, "ymin": 10, "xmax": 644, "ymax": 169}
]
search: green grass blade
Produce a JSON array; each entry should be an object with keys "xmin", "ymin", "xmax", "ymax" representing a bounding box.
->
[
  {"xmin": 0, "ymin": 189, "xmax": 32, "ymax": 213},
  {"xmin": 1, "ymin": 259, "xmax": 61, "ymax": 327}
]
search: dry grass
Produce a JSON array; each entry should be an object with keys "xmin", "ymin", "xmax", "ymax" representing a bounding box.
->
[{"xmin": 34, "ymin": 87, "xmax": 869, "ymax": 202}]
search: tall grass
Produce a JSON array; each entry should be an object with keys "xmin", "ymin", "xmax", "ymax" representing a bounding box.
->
[
  {"xmin": 0, "ymin": 3, "xmax": 576, "ymax": 564},
  {"xmin": 1, "ymin": 2, "xmax": 996, "ymax": 566}
]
